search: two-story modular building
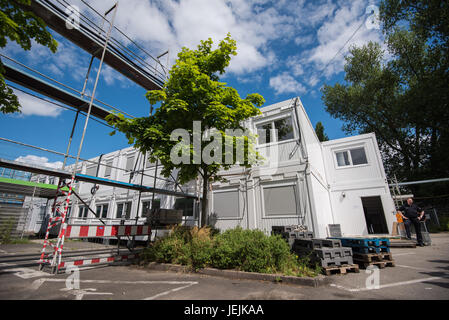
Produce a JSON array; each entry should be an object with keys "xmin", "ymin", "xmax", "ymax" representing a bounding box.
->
[
  {"xmin": 23, "ymin": 97, "xmax": 396, "ymax": 238},
  {"xmin": 209, "ymin": 97, "xmax": 396, "ymax": 238}
]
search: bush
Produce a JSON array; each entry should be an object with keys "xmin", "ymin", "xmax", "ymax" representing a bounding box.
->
[
  {"xmin": 211, "ymin": 228, "xmax": 293, "ymax": 273},
  {"xmin": 0, "ymin": 218, "xmax": 15, "ymax": 244},
  {"xmin": 140, "ymin": 226, "xmax": 320, "ymax": 277}
]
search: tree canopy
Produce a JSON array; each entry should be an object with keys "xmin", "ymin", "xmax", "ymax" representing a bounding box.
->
[
  {"xmin": 107, "ymin": 34, "xmax": 264, "ymax": 226},
  {"xmin": 321, "ymin": 0, "xmax": 449, "ymax": 196},
  {"xmin": 0, "ymin": 0, "xmax": 58, "ymax": 114},
  {"xmin": 315, "ymin": 121, "xmax": 329, "ymax": 142}
]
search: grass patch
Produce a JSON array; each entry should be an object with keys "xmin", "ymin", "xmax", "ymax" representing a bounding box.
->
[
  {"xmin": 5, "ymin": 238, "xmax": 31, "ymax": 244},
  {"xmin": 141, "ymin": 226, "xmax": 321, "ymax": 277}
]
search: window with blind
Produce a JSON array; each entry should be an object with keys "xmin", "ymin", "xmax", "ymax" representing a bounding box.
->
[
  {"xmin": 86, "ymin": 165, "xmax": 97, "ymax": 176},
  {"xmin": 104, "ymin": 160, "xmax": 113, "ymax": 177},
  {"xmin": 126, "ymin": 155, "xmax": 135, "ymax": 171},
  {"xmin": 213, "ymin": 190, "xmax": 239, "ymax": 218},
  {"xmin": 263, "ymin": 184, "xmax": 298, "ymax": 216}
]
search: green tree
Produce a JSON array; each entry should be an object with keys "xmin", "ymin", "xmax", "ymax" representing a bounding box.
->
[
  {"xmin": 321, "ymin": 0, "xmax": 449, "ymax": 196},
  {"xmin": 0, "ymin": 0, "xmax": 58, "ymax": 114},
  {"xmin": 107, "ymin": 34, "xmax": 264, "ymax": 226},
  {"xmin": 315, "ymin": 121, "xmax": 329, "ymax": 142}
]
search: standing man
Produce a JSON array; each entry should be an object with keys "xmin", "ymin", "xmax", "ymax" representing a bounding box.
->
[{"xmin": 398, "ymin": 198, "xmax": 425, "ymax": 246}]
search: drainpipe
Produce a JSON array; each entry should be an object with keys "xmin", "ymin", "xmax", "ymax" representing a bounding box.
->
[{"xmin": 292, "ymin": 97, "xmax": 316, "ymax": 234}]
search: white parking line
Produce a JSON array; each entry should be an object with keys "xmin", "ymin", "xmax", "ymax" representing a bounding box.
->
[
  {"xmin": 143, "ymin": 282, "xmax": 198, "ymax": 300},
  {"xmin": 31, "ymin": 278, "xmax": 199, "ymax": 290},
  {"xmin": 30, "ymin": 278, "xmax": 199, "ymax": 300},
  {"xmin": 392, "ymin": 252, "xmax": 416, "ymax": 256},
  {"xmin": 396, "ymin": 264, "xmax": 449, "ymax": 273},
  {"xmin": 60, "ymin": 287, "xmax": 114, "ymax": 300},
  {"xmin": 0, "ymin": 263, "xmax": 49, "ymax": 279},
  {"xmin": 331, "ymin": 276, "xmax": 444, "ymax": 292}
]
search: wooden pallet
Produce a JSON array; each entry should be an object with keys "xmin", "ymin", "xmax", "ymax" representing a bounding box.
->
[
  {"xmin": 355, "ymin": 260, "xmax": 396, "ymax": 269},
  {"xmin": 322, "ymin": 264, "xmax": 360, "ymax": 276},
  {"xmin": 353, "ymin": 252, "xmax": 394, "ymax": 263}
]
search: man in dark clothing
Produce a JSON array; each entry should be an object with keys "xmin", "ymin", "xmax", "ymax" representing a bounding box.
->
[{"xmin": 398, "ymin": 198, "xmax": 425, "ymax": 246}]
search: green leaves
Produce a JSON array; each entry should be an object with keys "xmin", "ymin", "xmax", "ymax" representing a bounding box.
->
[
  {"xmin": 0, "ymin": 0, "xmax": 58, "ymax": 114},
  {"xmin": 322, "ymin": 0, "xmax": 449, "ymax": 197}
]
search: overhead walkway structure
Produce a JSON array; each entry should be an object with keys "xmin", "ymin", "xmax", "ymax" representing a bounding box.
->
[
  {"xmin": 0, "ymin": 158, "xmax": 198, "ymax": 200},
  {"xmin": 25, "ymin": 0, "xmax": 166, "ymax": 91},
  {"xmin": 2, "ymin": 62, "xmax": 112, "ymax": 120}
]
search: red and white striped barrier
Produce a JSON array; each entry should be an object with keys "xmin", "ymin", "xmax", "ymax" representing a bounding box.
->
[
  {"xmin": 65, "ymin": 225, "xmax": 151, "ymax": 238},
  {"xmin": 58, "ymin": 253, "xmax": 139, "ymax": 269}
]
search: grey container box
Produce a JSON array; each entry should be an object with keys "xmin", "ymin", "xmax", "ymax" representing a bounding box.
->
[
  {"xmin": 294, "ymin": 239, "xmax": 314, "ymax": 250},
  {"xmin": 316, "ymin": 256, "xmax": 354, "ymax": 268},
  {"xmin": 312, "ymin": 238, "xmax": 342, "ymax": 249},
  {"xmin": 314, "ymin": 248, "xmax": 344, "ymax": 260},
  {"xmin": 287, "ymin": 231, "xmax": 314, "ymax": 239},
  {"xmin": 314, "ymin": 247, "xmax": 353, "ymax": 259}
]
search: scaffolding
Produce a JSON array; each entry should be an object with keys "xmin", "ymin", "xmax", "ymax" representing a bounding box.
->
[{"xmin": 0, "ymin": 1, "xmax": 198, "ymax": 273}]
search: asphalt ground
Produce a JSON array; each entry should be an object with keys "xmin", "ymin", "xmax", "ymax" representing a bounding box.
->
[{"xmin": 0, "ymin": 233, "xmax": 448, "ymax": 300}]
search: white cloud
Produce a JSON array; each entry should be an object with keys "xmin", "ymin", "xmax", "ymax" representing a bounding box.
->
[
  {"xmin": 269, "ymin": 72, "xmax": 306, "ymax": 95},
  {"xmin": 74, "ymin": 0, "xmax": 293, "ymax": 75},
  {"xmin": 15, "ymin": 155, "xmax": 63, "ymax": 169},
  {"xmin": 304, "ymin": 0, "xmax": 383, "ymax": 79},
  {"xmin": 2, "ymin": 0, "xmax": 385, "ymax": 96},
  {"xmin": 13, "ymin": 89, "xmax": 63, "ymax": 117}
]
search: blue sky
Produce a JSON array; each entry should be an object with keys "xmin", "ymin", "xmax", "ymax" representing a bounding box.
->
[{"xmin": 0, "ymin": 0, "xmax": 383, "ymax": 169}]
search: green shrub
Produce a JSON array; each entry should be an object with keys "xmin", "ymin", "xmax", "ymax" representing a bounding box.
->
[
  {"xmin": 439, "ymin": 216, "xmax": 449, "ymax": 231},
  {"xmin": 0, "ymin": 218, "xmax": 15, "ymax": 244},
  {"xmin": 140, "ymin": 226, "xmax": 320, "ymax": 277},
  {"xmin": 211, "ymin": 227, "xmax": 295, "ymax": 274}
]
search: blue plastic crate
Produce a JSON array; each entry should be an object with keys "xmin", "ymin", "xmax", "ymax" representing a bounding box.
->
[
  {"xmin": 351, "ymin": 246, "xmax": 390, "ymax": 254},
  {"xmin": 329, "ymin": 237, "xmax": 390, "ymax": 248}
]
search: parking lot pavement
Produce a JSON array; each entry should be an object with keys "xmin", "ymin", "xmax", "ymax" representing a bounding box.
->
[{"xmin": 0, "ymin": 233, "xmax": 448, "ymax": 300}]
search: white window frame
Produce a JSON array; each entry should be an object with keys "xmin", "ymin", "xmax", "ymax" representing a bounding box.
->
[
  {"xmin": 78, "ymin": 205, "xmax": 89, "ymax": 220},
  {"xmin": 260, "ymin": 180, "xmax": 300, "ymax": 219},
  {"xmin": 254, "ymin": 113, "xmax": 297, "ymax": 147},
  {"xmin": 333, "ymin": 145, "xmax": 370, "ymax": 169},
  {"xmin": 103, "ymin": 159, "xmax": 113, "ymax": 178},
  {"xmin": 116, "ymin": 201, "xmax": 132, "ymax": 219},
  {"xmin": 86, "ymin": 165, "xmax": 98, "ymax": 177},
  {"xmin": 212, "ymin": 188, "xmax": 241, "ymax": 220},
  {"xmin": 124, "ymin": 153, "xmax": 136, "ymax": 175},
  {"xmin": 96, "ymin": 203, "xmax": 109, "ymax": 219}
]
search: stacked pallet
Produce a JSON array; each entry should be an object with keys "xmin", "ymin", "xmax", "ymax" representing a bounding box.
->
[
  {"xmin": 292, "ymin": 238, "xmax": 360, "ymax": 276},
  {"xmin": 330, "ymin": 237, "xmax": 396, "ymax": 269},
  {"xmin": 272, "ymin": 225, "xmax": 314, "ymax": 248}
]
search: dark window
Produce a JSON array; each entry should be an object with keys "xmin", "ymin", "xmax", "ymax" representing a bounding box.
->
[
  {"xmin": 96, "ymin": 204, "xmax": 108, "ymax": 219},
  {"xmin": 174, "ymin": 198, "xmax": 194, "ymax": 217},
  {"xmin": 274, "ymin": 117, "xmax": 294, "ymax": 142},
  {"xmin": 116, "ymin": 203, "xmax": 123, "ymax": 218},
  {"xmin": 350, "ymin": 148, "xmax": 368, "ymax": 165},
  {"xmin": 152, "ymin": 199, "xmax": 161, "ymax": 209}
]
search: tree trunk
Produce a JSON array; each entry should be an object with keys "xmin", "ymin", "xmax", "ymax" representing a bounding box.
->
[{"xmin": 200, "ymin": 171, "xmax": 209, "ymax": 227}]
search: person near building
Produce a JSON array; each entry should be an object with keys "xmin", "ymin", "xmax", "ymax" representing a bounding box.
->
[{"xmin": 398, "ymin": 198, "xmax": 425, "ymax": 246}]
